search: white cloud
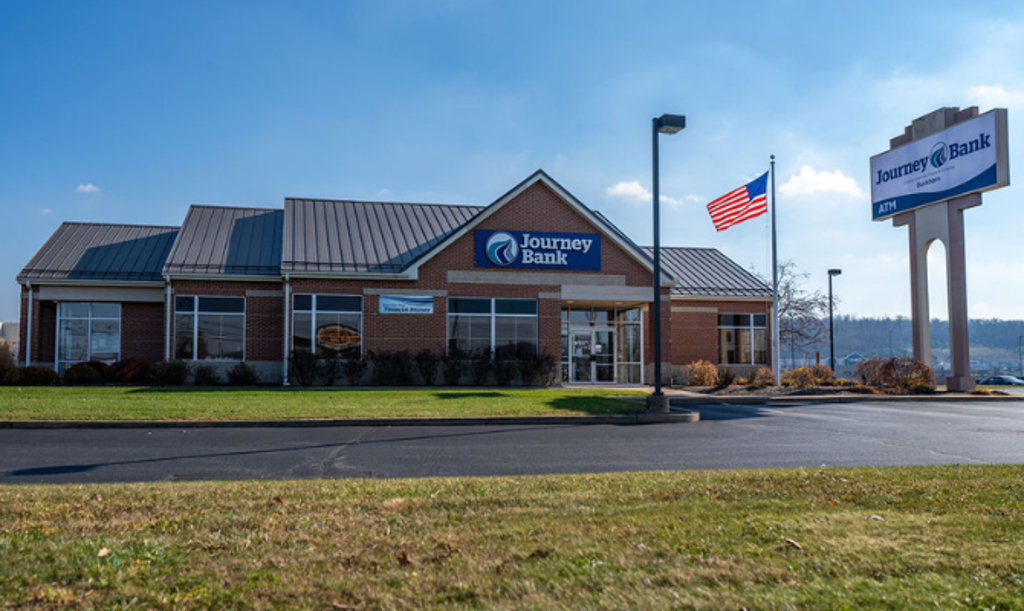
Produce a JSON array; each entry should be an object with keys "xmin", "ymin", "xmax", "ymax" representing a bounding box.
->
[
  {"xmin": 606, "ymin": 180, "xmax": 687, "ymax": 208},
  {"xmin": 968, "ymin": 85, "xmax": 1024, "ymax": 110},
  {"xmin": 38, "ymin": 208, "xmax": 53, "ymax": 215},
  {"xmin": 74, "ymin": 183, "xmax": 100, "ymax": 194},
  {"xmin": 779, "ymin": 166, "xmax": 865, "ymax": 198}
]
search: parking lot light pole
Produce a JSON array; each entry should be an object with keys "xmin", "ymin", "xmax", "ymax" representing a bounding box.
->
[
  {"xmin": 1018, "ymin": 335, "xmax": 1022, "ymax": 377},
  {"xmin": 828, "ymin": 269, "xmax": 842, "ymax": 372},
  {"xmin": 648, "ymin": 113, "xmax": 686, "ymax": 413}
]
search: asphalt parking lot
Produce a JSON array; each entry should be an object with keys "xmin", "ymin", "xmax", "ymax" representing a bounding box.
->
[{"xmin": 1, "ymin": 399, "xmax": 1023, "ymax": 484}]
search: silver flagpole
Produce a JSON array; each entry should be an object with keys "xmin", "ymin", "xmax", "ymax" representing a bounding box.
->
[{"xmin": 770, "ymin": 155, "xmax": 781, "ymax": 385}]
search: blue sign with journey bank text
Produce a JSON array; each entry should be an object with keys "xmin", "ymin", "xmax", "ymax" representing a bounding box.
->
[{"xmin": 474, "ymin": 230, "xmax": 601, "ymax": 270}]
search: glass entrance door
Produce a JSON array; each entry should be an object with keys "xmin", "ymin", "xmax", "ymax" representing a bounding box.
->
[
  {"xmin": 571, "ymin": 331, "xmax": 593, "ymax": 383},
  {"xmin": 570, "ymin": 328, "xmax": 615, "ymax": 383}
]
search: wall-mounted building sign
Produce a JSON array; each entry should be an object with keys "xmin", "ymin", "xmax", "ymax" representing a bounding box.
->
[
  {"xmin": 475, "ymin": 230, "xmax": 601, "ymax": 270},
  {"xmin": 379, "ymin": 295, "xmax": 434, "ymax": 314},
  {"xmin": 870, "ymin": 108, "xmax": 1009, "ymax": 221}
]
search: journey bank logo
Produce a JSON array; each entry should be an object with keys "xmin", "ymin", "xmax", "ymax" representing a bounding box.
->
[
  {"xmin": 475, "ymin": 230, "xmax": 602, "ymax": 270},
  {"xmin": 485, "ymin": 231, "xmax": 519, "ymax": 266},
  {"xmin": 929, "ymin": 142, "xmax": 948, "ymax": 169},
  {"xmin": 874, "ymin": 131, "xmax": 991, "ymax": 185}
]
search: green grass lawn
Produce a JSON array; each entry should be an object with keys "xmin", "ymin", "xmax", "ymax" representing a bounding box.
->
[
  {"xmin": 2, "ymin": 465, "xmax": 1023, "ymax": 609},
  {"xmin": 0, "ymin": 386, "xmax": 647, "ymax": 421}
]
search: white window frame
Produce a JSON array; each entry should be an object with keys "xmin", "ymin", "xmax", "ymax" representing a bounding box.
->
[
  {"xmin": 291, "ymin": 294, "xmax": 363, "ymax": 359},
  {"xmin": 447, "ymin": 297, "xmax": 539, "ymax": 355},
  {"xmin": 55, "ymin": 302, "xmax": 122, "ymax": 374},
  {"xmin": 718, "ymin": 313, "xmax": 768, "ymax": 366},
  {"xmin": 174, "ymin": 295, "xmax": 246, "ymax": 361}
]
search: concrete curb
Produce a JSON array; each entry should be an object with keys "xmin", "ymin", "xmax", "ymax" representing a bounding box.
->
[{"xmin": 0, "ymin": 410, "xmax": 699, "ymax": 429}]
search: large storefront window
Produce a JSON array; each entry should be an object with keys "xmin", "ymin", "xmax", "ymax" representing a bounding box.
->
[
  {"xmin": 447, "ymin": 298, "xmax": 538, "ymax": 356},
  {"xmin": 292, "ymin": 294, "xmax": 362, "ymax": 359},
  {"xmin": 58, "ymin": 302, "xmax": 121, "ymax": 373},
  {"xmin": 718, "ymin": 314, "xmax": 768, "ymax": 365},
  {"xmin": 561, "ymin": 306, "xmax": 643, "ymax": 384},
  {"xmin": 175, "ymin": 296, "xmax": 245, "ymax": 360}
]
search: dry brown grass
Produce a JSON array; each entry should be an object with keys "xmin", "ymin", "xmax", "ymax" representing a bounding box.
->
[{"xmin": 2, "ymin": 465, "xmax": 1024, "ymax": 609}]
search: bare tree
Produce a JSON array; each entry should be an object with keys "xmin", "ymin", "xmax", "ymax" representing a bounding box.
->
[{"xmin": 758, "ymin": 261, "xmax": 831, "ymax": 367}]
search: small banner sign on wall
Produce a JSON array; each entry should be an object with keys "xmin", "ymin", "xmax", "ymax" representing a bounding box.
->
[
  {"xmin": 474, "ymin": 230, "xmax": 601, "ymax": 270},
  {"xmin": 379, "ymin": 295, "xmax": 434, "ymax": 314}
]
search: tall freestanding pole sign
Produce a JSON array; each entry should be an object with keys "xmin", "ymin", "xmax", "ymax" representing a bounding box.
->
[{"xmin": 871, "ymin": 106, "xmax": 1009, "ymax": 391}]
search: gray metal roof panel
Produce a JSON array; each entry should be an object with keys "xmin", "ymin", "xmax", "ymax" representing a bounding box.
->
[
  {"xmin": 19, "ymin": 222, "xmax": 179, "ymax": 282},
  {"xmin": 283, "ymin": 199, "xmax": 481, "ymax": 273},
  {"xmin": 163, "ymin": 206, "xmax": 283, "ymax": 275},
  {"xmin": 643, "ymin": 246, "xmax": 773, "ymax": 298}
]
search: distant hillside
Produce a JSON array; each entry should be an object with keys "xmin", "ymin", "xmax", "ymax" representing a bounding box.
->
[{"xmin": 788, "ymin": 316, "xmax": 1024, "ymax": 375}]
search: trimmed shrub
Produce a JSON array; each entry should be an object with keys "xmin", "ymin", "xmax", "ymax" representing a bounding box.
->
[
  {"xmin": 344, "ymin": 358, "xmax": 368, "ymax": 386},
  {"xmin": 689, "ymin": 360, "xmax": 718, "ymax": 386},
  {"xmin": 782, "ymin": 366, "xmax": 817, "ymax": 389},
  {"xmin": 855, "ymin": 356, "xmax": 935, "ymax": 394},
  {"xmin": 535, "ymin": 351, "xmax": 558, "ymax": 387},
  {"xmin": 320, "ymin": 357, "xmax": 341, "ymax": 387},
  {"xmin": 16, "ymin": 366, "xmax": 60, "ymax": 386},
  {"xmin": 108, "ymin": 359, "xmax": 156, "ymax": 385},
  {"xmin": 63, "ymin": 361, "xmax": 109, "ymax": 385},
  {"xmin": 0, "ymin": 340, "xmax": 15, "ymax": 385},
  {"xmin": 289, "ymin": 350, "xmax": 320, "ymax": 387},
  {"xmin": 153, "ymin": 360, "xmax": 190, "ymax": 386},
  {"xmin": 809, "ymin": 364, "xmax": 836, "ymax": 386},
  {"xmin": 192, "ymin": 365, "xmax": 221, "ymax": 386},
  {"xmin": 369, "ymin": 350, "xmax": 415, "ymax": 386},
  {"xmin": 493, "ymin": 348, "xmax": 519, "ymax": 386},
  {"xmin": 747, "ymin": 367, "xmax": 775, "ymax": 390},
  {"xmin": 441, "ymin": 347, "xmax": 467, "ymax": 386},
  {"xmin": 226, "ymin": 362, "xmax": 260, "ymax": 386},
  {"xmin": 714, "ymin": 367, "xmax": 736, "ymax": 390},
  {"xmin": 471, "ymin": 348, "xmax": 493, "ymax": 386},
  {"xmin": 414, "ymin": 349, "xmax": 441, "ymax": 386}
]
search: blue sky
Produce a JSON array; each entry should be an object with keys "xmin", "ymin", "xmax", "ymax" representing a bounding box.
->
[{"xmin": 3, "ymin": 0, "xmax": 1024, "ymax": 324}]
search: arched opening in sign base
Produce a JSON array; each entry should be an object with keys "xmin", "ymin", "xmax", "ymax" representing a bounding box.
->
[{"xmin": 924, "ymin": 238, "xmax": 950, "ymax": 379}]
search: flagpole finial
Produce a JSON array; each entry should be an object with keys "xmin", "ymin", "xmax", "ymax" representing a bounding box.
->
[{"xmin": 770, "ymin": 154, "xmax": 775, "ymax": 162}]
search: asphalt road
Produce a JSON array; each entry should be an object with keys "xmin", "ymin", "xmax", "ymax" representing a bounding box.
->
[{"xmin": 2, "ymin": 400, "xmax": 1024, "ymax": 484}]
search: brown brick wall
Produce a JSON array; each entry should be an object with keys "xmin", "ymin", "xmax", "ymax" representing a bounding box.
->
[
  {"xmin": 670, "ymin": 298, "xmax": 772, "ymax": 367},
  {"xmin": 122, "ymin": 302, "xmax": 165, "ymax": 361}
]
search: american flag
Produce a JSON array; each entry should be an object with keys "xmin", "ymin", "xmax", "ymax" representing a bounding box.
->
[{"xmin": 706, "ymin": 171, "xmax": 769, "ymax": 231}]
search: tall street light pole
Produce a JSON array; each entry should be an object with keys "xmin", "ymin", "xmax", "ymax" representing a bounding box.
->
[
  {"xmin": 648, "ymin": 113, "xmax": 686, "ymax": 413},
  {"xmin": 1018, "ymin": 335, "xmax": 1022, "ymax": 377},
  {"xmin": 828, "ymin": 268, "xmax": 842, "ymax": 372}
]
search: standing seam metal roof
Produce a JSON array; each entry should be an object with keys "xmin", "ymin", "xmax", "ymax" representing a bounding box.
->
[
  {"xmin": 282, "ymin": 199, "xmax": 482, "ymax": 273},
  {"xmin": 163, "ymin": 206, "xmax": 283, "ymax": 275},
  {"xmin": 643, "ymin": 246, "xmax": 772, "ymax": 298},
  {"xmin": 18, "ymin": 222, "xmax": 179, "ymax": 282}
]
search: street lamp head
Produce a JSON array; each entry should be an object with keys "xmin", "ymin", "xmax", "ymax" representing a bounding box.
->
[
  {"xmin": 828, "ymin": 268, "xmax": 842, "ymax": 277},
  {"xmin": 655, "ymin": 114, "xmax": 686, "ymax": 134}
]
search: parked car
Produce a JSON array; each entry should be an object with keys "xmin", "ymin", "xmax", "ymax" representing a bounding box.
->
[{"xmin": 977, "ymin": 375, "xmax": 1024, "ymax": 386}]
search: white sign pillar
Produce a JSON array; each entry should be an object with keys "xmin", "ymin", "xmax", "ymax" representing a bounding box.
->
[
  {"xmin": 892, "ymin": 192, "xmax": 979, "ymax": 390},
  {"xmin": 875, "ymin": 105, "xmax": 1009, "ymax": 392}
]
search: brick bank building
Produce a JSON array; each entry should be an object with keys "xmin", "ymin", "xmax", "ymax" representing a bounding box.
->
[{"xmin": 17, "ymin": 171, "xmax": 772, "ymax": 385}]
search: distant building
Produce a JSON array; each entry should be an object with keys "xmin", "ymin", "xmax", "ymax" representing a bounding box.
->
[
  {"xmin": 17, "ymin": 170, "xmax": 773, "ymax": 384},
  {"xmin": 0, "ymin": 322, "xmax": 19, "ymax": 358}
]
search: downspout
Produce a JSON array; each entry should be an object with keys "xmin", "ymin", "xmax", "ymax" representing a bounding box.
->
[
  {"xmin": 282, "ymin": 274, "xmax": 291, "ymax": 386},
  {"xmin": 24, "ymin": 282, "xmax": 32, "ymax": 366},
  {"xmin": 164, "ymin": 275, "xmax": 172, "ymax": 361}
]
